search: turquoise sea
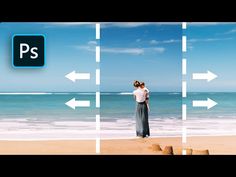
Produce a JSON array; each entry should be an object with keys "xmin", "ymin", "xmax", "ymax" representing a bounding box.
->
[{"xmin": 0, "ymin": 92, "xmax": 235, "ymax": 139}]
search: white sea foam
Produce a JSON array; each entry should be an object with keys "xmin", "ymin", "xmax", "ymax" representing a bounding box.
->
[
  {"xmin": 1, "ymin": 117, "xmax": 236, "ymax": 140},
  {"xmin": 119, "ymin": 92, "xmax": 133, "ymax": 95},
  {"xmin": 168, "ymin": 92, "xmax": 181, "ymax": 95}
]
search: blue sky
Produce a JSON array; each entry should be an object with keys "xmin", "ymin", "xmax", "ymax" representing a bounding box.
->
[
  {"xmin": 0, "ymin": 23, "xmax": 97, "ymax": 92},
  {"xmin": 0, "ymin": 22, "xmax": 182, "ymax": 92},
  {"xmin": 101, "ymin": 23, "xmax": 182, "ymax": 92},
  {"xmin": 186, "ymin": 23, "xmax": 236, "ymax": 92},
  {"xmin": 1, "ymin": 22, "xmax": 235, "ymax": 92}
]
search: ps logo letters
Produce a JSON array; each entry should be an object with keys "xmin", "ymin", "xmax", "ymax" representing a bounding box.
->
[{"xmin": 12, "ymin": 35, "xmax": 45, "ymax": 67}]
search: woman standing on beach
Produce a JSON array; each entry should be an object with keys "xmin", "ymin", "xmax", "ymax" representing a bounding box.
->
[{"xmin": 133, "ymin": 80, "xmax": 150, "ymax": 138}]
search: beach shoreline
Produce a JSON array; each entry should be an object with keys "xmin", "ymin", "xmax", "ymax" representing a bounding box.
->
[{"xmin": 0, "ymin": 135, "xmax": 236, "ymax": 154}]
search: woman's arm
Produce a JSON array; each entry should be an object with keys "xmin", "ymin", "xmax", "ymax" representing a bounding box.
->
[{"xmin": 144, "ymin": 90, "xmax": 148, "ymax": 99}]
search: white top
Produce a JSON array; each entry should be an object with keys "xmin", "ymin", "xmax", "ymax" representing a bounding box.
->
[
  {"xmin": 133, "ymin": 88, "xmax": 146, "ymax": 102},
  {"xmin": 144, "ymin": 87, "xmax": 149, "ymax": 93}
]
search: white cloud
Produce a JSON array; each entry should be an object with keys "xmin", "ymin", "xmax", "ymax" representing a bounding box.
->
[
  {"xmin": 162, "ymin": 39, "xmax": 180, "ymax": 43},
  {"xmin": 224, "ymin": 28, "xmax": 236, "ymax": 34},
  {"xmin": 74, "ymin": 45, "xmax": 93, "ymax": 51},
  {"xmin": 43, "ymin": 22, "xmax": 95, "ymax": 28},
  {"xmin": 187, "ymin": 37, "xmax": 233, "ymax": 51},
  {"xmin": 153, "ymin": 47, "xmax": 165, "ymax": 53},
  {"xmin": 150, "ymin": 39, "xmax": 180, "ymax": 45},
  {"xmin": 41, "ymin": 22, "xmax": 182, "ymax": 29},
  {"xmin": 88, "ymin": 41, "xmax": 97, "ymax": 45},
  {"xmin": 46, "ymin": 22, "xmax": 236, "ymax": 28},
  {"xmin": 150, "ymin": 40, "xmax": 159, "ymax": 44},
  {"xmin": 102, "ymin": 47, "xmax": 165, "ymax": 55},
  {"xmin": 73, "ymin": 45, "xmax": 144, "ymax": 55},
  {"xmin": 73, "ymin": 40, "xmax": 98, "ymax": 51},
  {"xmin": 73, "ymin": 45, "xmax": 165, "ymax": 55},
  {"xmin": 102, "ymin": 48, "xmax": 144, "ymax": 55},
  {"xmin": 188, "ymin": 22, "xmax": 236, "ymax": 26},
  {"xmin": 188, "ymin": 37, "xmax": 233, "ymax": 43},
  {"xmin": 101, "ymin": 22, "xmax": 181, "ymax": 28},
  {"xmin": 108, "ymin": 22, "xmax": 152, "ymax": 28}
]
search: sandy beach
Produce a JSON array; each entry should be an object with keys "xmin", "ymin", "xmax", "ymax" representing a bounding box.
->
[
  {"xmin": 0, "ymin": 136, "xmax": 236, "ymax": 154},
  {"xmin": 0, "ymin": 140, "xmax": 96, "ymax": 155},
  {"xmin": 101, "ymin": 136, "xmax": 236, "ymax": 155}
]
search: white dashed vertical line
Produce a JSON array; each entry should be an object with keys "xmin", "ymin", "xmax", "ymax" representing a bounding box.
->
[
  {"xmin": 182, "ymin": 36, "xmax": 187, "ymax": 52},
  {"xmin": 96, "ymin": 23, "xmax": 100, "ymax": 40},
  {"xmin": 96, "ymin": 92, "xmax": 100, "ymax": 108},
  {"xmin": 182, "ymin": 81, "xmax": 187, "ymax": 98},
  {"xmin": 96, "ymin": 46, "xmax": 100, "ymax": 63},
  {"xmin": 95, "ymin": 23, "xmax": 101, "ymax": 154},
  {"xmin": 96, "ymin": 69, "xmax": 100, "ymax": 85},
  {"xmin": 182, "ymin": 58, "xmax": 187, "ymax": 75},
  {"xmin": 182, "ymin": 22, "xmax": 187, "ymax": 155},
  {"xmin": 182, "ymin": 104, "xmax": 186, "ymax": 121},
  {"xmin": 182, "ymin": 22, "xmax": 187, "ymax": 29},
  {"xmin": 96, "ymin": 138, "xmax": 100, "ymax": 154}
]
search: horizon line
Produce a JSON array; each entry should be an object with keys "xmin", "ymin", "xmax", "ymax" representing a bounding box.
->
[{"xmin": 0, "ymin": 91, "xmax": 235, "ymax": 95}]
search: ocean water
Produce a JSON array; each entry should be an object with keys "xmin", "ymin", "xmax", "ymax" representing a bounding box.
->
[
  {"xmin": 183, "ymin": 92, "xmax": 236, "ymax": 136},
  {"xmin": 0, "ymin": 92, "xmax": 236, "ymax": 140},
  {"xmin": 0, "ymin": 93, "xmax": 98, "ymax": 140}
]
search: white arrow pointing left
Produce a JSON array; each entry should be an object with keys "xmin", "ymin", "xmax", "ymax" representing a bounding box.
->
[
  {"xmin": 192, "ymin": 70, "xmax": 217, "ymax": 82},
  {"xmin": 65, "ymin": 71, "xmax": 90, "ymax": 82},
  {"xmin": 65, "ymin": 98, "xmax": 90, "ymax": 109},
  {"xmin": 192, "ymin": 98, "xmax": 217, "ymax": 109}
]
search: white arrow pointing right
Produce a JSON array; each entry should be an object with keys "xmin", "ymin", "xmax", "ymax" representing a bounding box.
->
[
  {"xmin": 192, "ymin": 98, "xmax": 217, "ymax": 109},
  {"xmin": 65, "ymin": 98, "xmax": 90, "ymax": 109},
  {"xmin": 192, "ymin": 70, "xmax": 217, "ymax": 82}
]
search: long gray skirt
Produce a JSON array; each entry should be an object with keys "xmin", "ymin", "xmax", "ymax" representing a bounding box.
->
[{"xmin": 135, "ymin": 102, "xmax": 150, "ymax": 137}]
